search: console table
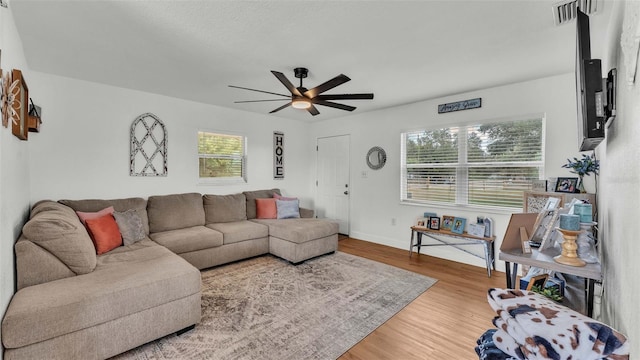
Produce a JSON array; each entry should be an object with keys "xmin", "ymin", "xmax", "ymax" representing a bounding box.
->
[
  {"xmin": 409, "ymin": 226, "xmax": 496, "ymax": 277},
  {"xmin": 500, "ymin": 248, "xmax": 602, "ymax": 317}
]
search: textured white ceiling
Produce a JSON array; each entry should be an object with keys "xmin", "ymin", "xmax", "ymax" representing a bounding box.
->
[{"xmin": 10, "ymin": 0, "xmax": 613, "ymax": 122}]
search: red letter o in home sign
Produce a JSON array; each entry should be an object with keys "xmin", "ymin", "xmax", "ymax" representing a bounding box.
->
[{"xmin": 274, "ymin": 132, "xmax": 284, "ymax": 179}]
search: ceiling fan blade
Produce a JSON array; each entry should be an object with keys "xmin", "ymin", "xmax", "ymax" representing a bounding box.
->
[
  {"xmin": 316, "ymin": 93, "xmax": 374, "ymax": 100},
  {"xmin": 303, "ymin": 74, "xmax": 350, "ymax": 98},
  {"xmin": 234, "ymin": 99, "xmax": 290, "ymax": 103},
  {"xmin": 269, "ymin": 102, "xmax": 292, "ymax": 114},
  {"xmin": 313, "ymin": 100, "xmax": 356, "ymax": 112},
  {"xmin": 307, "ymin": 104, "xmax": 320, "ymax": 116},
  {"xmin": 271, "ymin": 71, "xmax": 302, "ymax": 96},
  {"xmin": 228, "ymin": 85, "xmax": 290, "ymax": 98}
]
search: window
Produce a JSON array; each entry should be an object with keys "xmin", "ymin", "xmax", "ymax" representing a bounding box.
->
[
  {"xmin": 198, "ymin": 131, "xmax": 246, "ymax": 182},
  {"xmin": 401, "ymin": 117, "xmax": 544, "ymax": 209}
]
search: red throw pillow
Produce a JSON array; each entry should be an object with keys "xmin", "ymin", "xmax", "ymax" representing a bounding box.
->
[
  {"xmin": 85, "ymin": 214, "xmax": 123, "ymax": 255},
  {"xmin": 76, "ymin": 206, "xmax": 115, "ymax": 226},
  {"xmin": 255, "ymin": 198, "xmax": 277, "ymax": 219}
]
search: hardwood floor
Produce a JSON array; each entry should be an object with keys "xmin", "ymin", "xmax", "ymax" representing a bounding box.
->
[{"xmin": 337, "ymin": 237, "xmax": 505, "ymax": 360}]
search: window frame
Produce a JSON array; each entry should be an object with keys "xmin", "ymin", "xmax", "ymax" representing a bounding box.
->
[
  {"xmin": 197, "ymin": 130, "xmax": 248, "ymax": 185},
  {"xmin": 400, "ymin": 114, "xmax": 546, "ymax": 211}
]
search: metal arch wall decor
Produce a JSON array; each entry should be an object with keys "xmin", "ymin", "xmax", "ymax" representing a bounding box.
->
[{"xmin": 130, "ymin": 113, "xmax": 167, "ymax": 177}]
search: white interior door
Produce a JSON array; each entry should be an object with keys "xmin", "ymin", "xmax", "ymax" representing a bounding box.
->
[{"xmin": 316, "ymin": 135, "xmax": 350, "ymax": 235}]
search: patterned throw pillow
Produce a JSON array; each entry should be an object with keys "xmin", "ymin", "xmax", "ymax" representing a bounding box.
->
[
  {"xmin": 276, "ymin": 199, "xmax": 300, "ymax": 219},
  {"xmin": 113, "ymin": 210, "xmax": 146, "ymax": 246}
]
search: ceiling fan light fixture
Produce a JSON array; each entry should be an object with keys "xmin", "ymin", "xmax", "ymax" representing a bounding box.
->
[{"xmin": 291, "ymin": 98, "xmax": 311, "ymax": 109}]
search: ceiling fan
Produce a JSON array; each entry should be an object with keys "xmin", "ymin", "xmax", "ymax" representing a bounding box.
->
[{"xmin": 229, "ymin": 67, "xmax": 374, "ymax": 116}]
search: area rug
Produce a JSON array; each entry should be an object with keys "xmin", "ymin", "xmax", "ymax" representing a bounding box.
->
[{"xmin": 113, "ymin": 252, "xmax": 437, "ymax": 360}]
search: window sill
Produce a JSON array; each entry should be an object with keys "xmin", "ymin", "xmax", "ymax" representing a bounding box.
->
[
  {"xmin": 197, "ymin": 177, "xmax": 247, "ymax": 186},
  {"xmin": 400, "ymin": 200, "xmax": 522, "ymax": 216}
]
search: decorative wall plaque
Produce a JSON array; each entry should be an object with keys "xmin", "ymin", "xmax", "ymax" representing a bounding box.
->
[
  {"xmin": 438, "ymin": 98, "xmax": 482, "ymax": 114},
  {"xmin": 274, "ymin": 131, "xmax": 284, "ymax": 179},
  {"xmin": 130, "ymin": 113, "xmax": 167, "ymax": 177}
]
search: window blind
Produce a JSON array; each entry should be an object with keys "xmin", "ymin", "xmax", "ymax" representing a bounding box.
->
[
  {"xmin": 401, "ymin": 118, "xmax": 544, "ymax": 209},
  {"xmin": 198, "ymin": 131, "xmax": 246, "ymax": 180}
]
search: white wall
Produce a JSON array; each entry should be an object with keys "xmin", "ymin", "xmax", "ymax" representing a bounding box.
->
[
  {"xmin": 309, "ymin": 73, "xmax": 580, "ymax": 271},
  {"xmin": 26, "ymin": 72, "xmax": 312, "ymax": 205},
  {"xmin": 597, "ymin": 1, "xmax": 640, "ymax": 355},
  {"xmin": 0, "ymin": 6, "xmax": 32, "ymax": 356}
]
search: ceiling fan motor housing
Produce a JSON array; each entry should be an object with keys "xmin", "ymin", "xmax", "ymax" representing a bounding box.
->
[{"xmin": 294, "ymin": 67, "xmax": 308, "ymax": 79}]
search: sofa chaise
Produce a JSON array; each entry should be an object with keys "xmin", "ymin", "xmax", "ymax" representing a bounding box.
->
[{"xmin": 1, "ymin": 189, "xmax": 338, "ymax": 359}]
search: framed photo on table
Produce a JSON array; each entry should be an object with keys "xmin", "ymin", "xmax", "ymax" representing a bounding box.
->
[
  {"xmin": 441, "ymin": 215, "xmax": 455, "ymax": 231},
  {"xmin": 428, "ymin": 216, "xmax": 440, "ymax": 230},
  {"xmin": 555, "ymin": 177, "xmax": 578, "ymax": 193},
  {"xmin": 451, "ymin": 217, "xmax": 466, "ymax": 234}
]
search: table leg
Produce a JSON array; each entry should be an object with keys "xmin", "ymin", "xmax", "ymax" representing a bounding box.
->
[
  {"xmin": 491, "ymin": 242, "xmax": 496, "ymax": 271},
  {"xmin": 409, "ymin": 230, "xmax": 414, "ymax": 257},
  {"xmin": 504, "ymin": 261, "xmax": 518, "ymax": 289},
  {"xmin": 416, "ymin": 232, "xmax": 422, "ymax": 254},
  {"xmin": 586, "ymin": 278, "xmax": 595, "ymax": 317},
  {"xmin": 483, "ymin": 242, "xmax": 492, "ymax": 278}
]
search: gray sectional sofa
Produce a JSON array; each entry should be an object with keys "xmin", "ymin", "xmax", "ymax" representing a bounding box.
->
[{"xmin": 1, "ymin": 189, "xmax": 338, "ymax": 359}]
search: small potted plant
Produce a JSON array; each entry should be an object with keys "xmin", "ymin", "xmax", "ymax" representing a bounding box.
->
[
  {"xmin": 562, "ymin": 154, "xmax": 599, "ymax": 193},
  {"xmin": 531, "ymin": 284, "xmax": 564, "ymax": 302}
]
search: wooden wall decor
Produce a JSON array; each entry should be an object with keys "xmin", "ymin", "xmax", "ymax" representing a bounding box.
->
[
  {"xmin": 130, "ymin": 113, "xmax": 167, "ymax": 177},
  {"xmin": 10, "ymin": 69, "xmax": 28, "ymax": 140}
]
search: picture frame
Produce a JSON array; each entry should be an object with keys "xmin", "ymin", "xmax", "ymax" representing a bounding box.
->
[
  {"xmin": 555, "ymin": 177, "xmax": 578, "ymax": 193},
  {"xmin": 529, "ymin": 209, "xmax": 559, "ymax": 248},
  {"xmin": 451, "ymin": 217, "xmax": 466, "ymax": 234},
  {"xmin": 10, "ymin": 69, "xmax": 28, "ymax": 140},
  {"xmin": 526, "ymin": 274, "xmax": 549, "ymax": 291},
  {"xmin": 483, "ymin": 217, "xmax": 493, "ymax": 238},
  {"xmin": 531, "ymin": 179, "xmax": 547, "ymax": 192},
  {"xmin": 428, "ymin": 216, "xmax": 440, "ymax": 230},
  {"xmin": 415, "ymin": 217, "xmax": 428, "ymax": 228},
  {"xmin": 441, "ymin": 215, "xmax": 455, "ymax": 231},
  {"xmin": 468, "ymin": 223, "xmax": 485, "ymax": 237}
]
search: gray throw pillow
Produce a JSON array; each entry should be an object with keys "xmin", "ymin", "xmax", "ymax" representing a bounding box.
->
[
  {"xmin": 276, "ymin": 199, "xmax": 300, "ymax": 219},
  {"xmin": 113, "ymin": 210, "xmax": 146, "ymax": 246}
]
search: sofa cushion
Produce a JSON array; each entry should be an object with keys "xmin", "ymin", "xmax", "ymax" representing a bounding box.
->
[
  {"xmin": 243, "ymin": 189, "xmax": 281, "ymax": 219},
  {"xmin": 150, "ymin": 225, "xmax": 223, "ymax": 254},
  {"xmin": 206, "ymin": 220, "xmax": 269, "ymax": 245},
  {"xmin": 147, "ymin": 193, "xmax": 205, "ymax": 233},
  {"xmin": 22, "ymin": 201, "xmax": 97, "ymax": 275},
  {"xmin": 60, "ymin": 197, "xmax": 150, "ymax": 235},
  {"xmin": 1, "ymin": 240, "xmax": 200, "ymax": 349},
  {"xmin": 251, "ymin": 218, "xmax": 338, "ymax": 244},
  {"xmin": 113, "ymin": 210, "xmax": 147, "ymax": 246},
  {"xmin": 203, "ymin": 193, "xmax": 247, "ymax": 223}
]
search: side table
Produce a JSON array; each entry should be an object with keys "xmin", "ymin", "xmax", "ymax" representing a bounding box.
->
[
  {"xmin": 410, "ymin": 226, "xmax": 496, "ymax": 277},
  {"xmin": 499, "ymin": 248, "xmax": 602, "ymax": 317}
]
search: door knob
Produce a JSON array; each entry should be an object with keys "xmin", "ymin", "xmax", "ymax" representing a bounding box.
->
[{"xmin": 344, "ymin": 191, "xmax": 349, "ymax": 195}]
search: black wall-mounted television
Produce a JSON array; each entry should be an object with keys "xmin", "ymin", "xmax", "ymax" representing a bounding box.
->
[{"xmin": 575, "ymin": 9, "xmax": 605, "ymax": 151}]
